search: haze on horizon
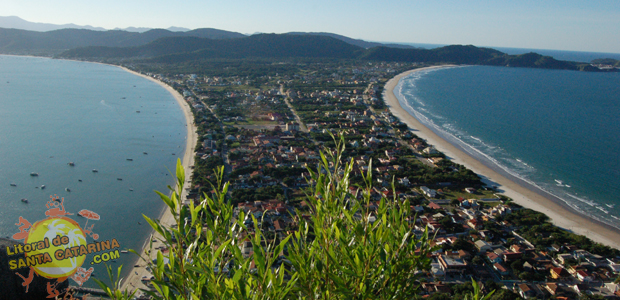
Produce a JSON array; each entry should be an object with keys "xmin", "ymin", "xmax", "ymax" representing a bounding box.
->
[{"xmin": 4, "ymin": 0, "xmax": 620, "ymax": 54}]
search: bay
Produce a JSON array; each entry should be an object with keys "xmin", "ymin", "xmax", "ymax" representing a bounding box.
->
[
  {"xmin": 0, "ymin": 55, "xmax": 187, "ymax": 286},
  {"xmin": 395, "ymin": 64, "xmax": 620, "ymax": 228}
]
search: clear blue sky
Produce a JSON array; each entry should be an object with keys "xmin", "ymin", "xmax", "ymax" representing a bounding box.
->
[{"xmin": 5, "ymin": 0, "xmax": 620, "ymax": 53}]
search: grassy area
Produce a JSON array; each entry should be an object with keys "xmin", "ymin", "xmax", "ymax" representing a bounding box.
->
[
  {"xmin": 438, "ymin": 188, "xmax": 500, "ymax": 201},
  {"xmin": 223, "ymin": 120, "xmax": 279, "ymax": 126}
]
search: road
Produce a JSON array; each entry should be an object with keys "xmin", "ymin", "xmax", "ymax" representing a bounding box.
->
[{"xmin": 280, "ymin": 85, "xmax": 309, "ymax": 133}]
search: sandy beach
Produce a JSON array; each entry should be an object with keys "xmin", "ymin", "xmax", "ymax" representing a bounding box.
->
[
  {"xmin": 384, "ymin": 66, "xmax": 620, "ymax": 250},
  {"xmin": 116, "ymin": 66, "xmax": 197, "ymax": 293}
]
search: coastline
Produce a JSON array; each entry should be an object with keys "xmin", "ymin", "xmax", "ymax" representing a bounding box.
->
[
  {"xmin": 115, "ymin": 66, "xmax": 197, "ymax": 292},
  {"xmin": 384, "ymin": 65, "xmax": 620, "ymax": 250}
]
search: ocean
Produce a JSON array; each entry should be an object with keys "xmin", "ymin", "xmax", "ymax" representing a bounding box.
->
[
  {"xmin": 395, "ymin": 63, "xmax": 620, "ymax": 229},
  {"xmin": 0, "ymin": 55, "xmax": 187, "ymax": 286}
]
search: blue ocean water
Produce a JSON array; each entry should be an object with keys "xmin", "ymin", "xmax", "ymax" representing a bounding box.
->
[
  {"xmin": 395, "ymin": 65, "xmax": 620, "ymax": 228},
  {"xmin": 0, "ymin": 55, "xmax": 187, "ymax": 285}
]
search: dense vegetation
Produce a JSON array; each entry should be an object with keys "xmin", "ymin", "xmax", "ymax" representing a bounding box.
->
[
  {"xmin": 504, "ymin": 209, "xmax": 620, "ymax": 257},
  {"xmin": 94, "ymin": 140, "xmax": 494, "ymax": 299}
]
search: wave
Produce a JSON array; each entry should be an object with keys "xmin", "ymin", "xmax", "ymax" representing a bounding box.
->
[
  {"xmin": 395, "ymin": 69, "xmax": 620, "ymax": 230},
  {"xmin": 100, "ymin": 99, "xmax": 112, "ymax": 108}
]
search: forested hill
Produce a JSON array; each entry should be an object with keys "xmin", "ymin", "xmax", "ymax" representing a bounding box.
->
[
  {"xmin": 0, "ymin": 27, "xmax": 245, "ymax": 55},
  {"xmin": 0, "ymin": 26, "xmax": 612, "ymax": 72},
  {"xmin": 60, "ymin": 34, "xmax": 364, "ymax": 61},
  {"xmin": 58, "ymin": 34, "xmax": 604, "ymax": 72}
]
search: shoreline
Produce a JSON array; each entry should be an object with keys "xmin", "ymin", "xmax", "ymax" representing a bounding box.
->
[
  {"xmin": 384, "ymin": 65, "xmax": 620, "ymax": 250},
  {"xmin": 115, "ymin": 66, "xmax": 197, "ymax": 292}
]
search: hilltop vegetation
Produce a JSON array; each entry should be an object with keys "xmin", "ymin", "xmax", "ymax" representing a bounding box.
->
[
  {"xmin": 0, "ymin": 27, "xmax": 244, "ymax": 55},
  {"xmin": 0, "ymin": 26, "xmax": 614, "ymax": 72}
]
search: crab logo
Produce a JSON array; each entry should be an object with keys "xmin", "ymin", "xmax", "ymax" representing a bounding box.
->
[{"xmin": 6, "ymin": 194, "xmax": 120, "ymax": 297}]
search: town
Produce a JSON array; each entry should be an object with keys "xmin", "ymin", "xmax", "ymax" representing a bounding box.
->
[{"xmin": 128, "ymin": 60, "xmax": 620, "ymax": 300}]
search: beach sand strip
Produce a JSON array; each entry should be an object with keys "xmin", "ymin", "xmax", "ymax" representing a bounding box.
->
[
  {"xmin": 116, "ymin": 67, "xmax": 197, "ymax": 293},
  {"xmin": 384, "ymin": 66, "xmax": 620, "ymax": 250}
]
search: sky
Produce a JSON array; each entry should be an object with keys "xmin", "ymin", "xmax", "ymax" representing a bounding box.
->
[{"xmin": 4, "ymin": 0, "xmax": 620, "ymax": 53}]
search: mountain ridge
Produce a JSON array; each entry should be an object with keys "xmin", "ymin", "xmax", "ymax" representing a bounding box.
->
[{"xmin": 57, "ymin": 33, "xmax": 601, "ymax": 72}]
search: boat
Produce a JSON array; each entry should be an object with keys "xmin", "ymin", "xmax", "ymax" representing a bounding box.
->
[
  {"xmin": 129, "ymin": 188, "xmax": 134, "ymax": 191},
  {"xmin": 68, "ymin": 162, "xmax": 75, "ymax": 166},
  {"xmin": 10, "ymin": 183, "xmax": 16, "ymax": 186},
  {"xmin": 30, "ymin": 172, "xmax": 39, "ymax": 176},
  {"xmin": 21, "ymin": 199, "xmax": 28, "ymax": 203},
  {"xmin": 92, "ymin": 169, "xmax": 98, "ymax": 173},
  {"xmin": 121, "ymin": 250, "xmax": 128, "ymax": 253},
  {"xmin": 126, "ymin": 158, "xmax": 133, "ymax": 161},
  {"xmin": 78, "ymin": 179, "xmax": 82, "ymax": 182},
  {"xmin": 143, "ymin": 152, "xmax": 148, "ymax": 155},
  {"xmin": 65, "ymin": 188, "xmax": 71, "ymax": 192},
  {"xmin": 41, "ymin": 185, "xmax": 45, "ymax": 189},
  {"xmin": 136, "ymin": 111, "xmax": 140, "ymax": 113},
  {"xmin": 117, "ymin": 178, "xmax": 122, "ymax": 181}
]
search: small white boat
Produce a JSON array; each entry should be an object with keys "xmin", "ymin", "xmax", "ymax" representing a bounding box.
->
[
  {"xmin": 41, "ymin": 185, "xmax": 45, "ymax": 189},
  {"xmin": 10, "ymin": 183, "xmax": 16, "ymax": 186},
  {"xmin": 65, "ymin": 188, "xmax": 71, "ymax": 192},
  {"xmin": 30, "ymin": 172, "xmax": 39, "ymax": 176},
  {"xmin": 92, "ymin": 169, "xmax": 98, "ymax": 173}
]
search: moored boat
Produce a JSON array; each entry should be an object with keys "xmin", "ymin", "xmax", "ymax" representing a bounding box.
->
[
  {"xmin": 21, "ymin": 198, "xmax": 28, "ymax": 203},
  {"xmin": 10, "ymin": 183, "xmax": 17, "ymax": 186},
  {"xmin": 92, "ymin": 169, "xmax": 98, "ymax": 173},
  {"xmin": 30, "ymin": 172, "xmax": 39, "ymax": 176}
]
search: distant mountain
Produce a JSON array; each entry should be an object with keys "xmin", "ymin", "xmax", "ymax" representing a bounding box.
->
[
  {"xmin": 591, "ymin": 58, "xmax": 620, "ymax": 67},
  {"xmin": 485, "ymin": 52, "xmax": 577, "ymax": 69},
  {"xmin": 112, "ymin": 26, "xmax": 192, "ymax": 33},
  {"xmin": 0, "ymin": 16, "xmax": 107, "ymax": 32},
  {"xmin": 58, "ymin": 34, "xmax": 597, "ymax": 72},
  {"xmin": 0, "ymin": 24, "xmax": 607, "ymax": 72},
  {"xmin": 61, "ymin": 34, "xmax": 363, "ymax": 61},
  {"xmin": 0, "ymin": 27, "xmax": 246, "ymax": 55},
  {"xmin": 0, "ymin": 16, "xmax": 193, "ymax": 33},
  {"xmin": 285, "ymin": 32, "xmax": 414, "ymax": 49},
  {"xmin": 359, "ymin": 45, "xmax": 504, "ymax": 64}
]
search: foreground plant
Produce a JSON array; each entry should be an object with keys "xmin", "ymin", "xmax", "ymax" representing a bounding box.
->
[{"xmin": 97, "ymin": 136, "xmax": 492, "ymax": 299}]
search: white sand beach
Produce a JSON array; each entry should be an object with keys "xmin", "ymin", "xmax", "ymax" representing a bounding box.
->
[
  {"xmin": 116, "ymin": 66, "xmax": 197, "ymax": 293},
  {"xmin": 384, "ymin": 66, "xmax": 620, "ymax": 250}
]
